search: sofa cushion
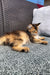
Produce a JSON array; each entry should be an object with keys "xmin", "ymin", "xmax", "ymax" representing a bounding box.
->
[
  {"xmin": 32, "ymin": 6, "xmax": 50, "ymax": 36},
  {"xmin": 2, "ymin": 0, "xmax": 38, "ymax": 33}
]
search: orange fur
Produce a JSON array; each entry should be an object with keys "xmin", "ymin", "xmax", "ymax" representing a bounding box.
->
[{"xmin": 0, "ymin": 23, "xmax": 48, "ymax": 52}]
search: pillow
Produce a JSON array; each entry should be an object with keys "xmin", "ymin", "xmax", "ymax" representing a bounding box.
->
[{"xmin": 32, "ymin": 6, "xmax": 50, "ymax": 36}]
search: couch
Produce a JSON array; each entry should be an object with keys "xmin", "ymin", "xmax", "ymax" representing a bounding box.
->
[{"xmin": 0, "ymin": 0, "xmax": 50, "ymax": 75}]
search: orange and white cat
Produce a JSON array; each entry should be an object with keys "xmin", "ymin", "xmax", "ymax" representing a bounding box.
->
[{"xmin": 0, "ymin": 23, "xmax": 48, "ymax": 52}]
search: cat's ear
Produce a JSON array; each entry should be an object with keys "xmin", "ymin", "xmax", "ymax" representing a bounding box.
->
[
  {"xmin": 32, "ymin": 23, "xmax": 41, "ymax": 27},
  {"xmin": 36, "ymin": 23, "xmax": 41, "ymax": 26},
  {"xmin": 27, "ymin": 24, "xmax": 32, "ymax": 29}
]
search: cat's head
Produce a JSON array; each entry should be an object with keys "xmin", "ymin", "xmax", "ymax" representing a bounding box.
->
[{"xmin": 27, "ymin": 23, "xmax": 40, "ymax": 35}]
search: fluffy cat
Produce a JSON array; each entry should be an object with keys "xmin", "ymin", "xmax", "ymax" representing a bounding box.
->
[{"xmin": 0, "ymin": 23, "xmax": 48, "ymax": 52}]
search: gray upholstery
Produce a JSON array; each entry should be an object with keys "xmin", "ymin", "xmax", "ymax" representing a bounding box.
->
[
  {"xmin": 0, "ymin": 0, "xmax": 38, "ymax": 35},
  {"xmin": 0, "ymin": 37, "xmax": 50, "ymax": 75},
  {"xmin": 0, "ymin": 1, "xmax": 50, "ymax": 75},
  {"xmin": 0, "ymin": 1, "xmax": 3, "ymax": 36}
]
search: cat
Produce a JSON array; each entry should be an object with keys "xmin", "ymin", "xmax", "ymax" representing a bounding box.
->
[
  {"xmin": 0, "ymin": 23, "xmax": 48, "ymax": 52},
  {"xmin": 27, "ymin": 23, "xmax": 48, "ymax": 44}
]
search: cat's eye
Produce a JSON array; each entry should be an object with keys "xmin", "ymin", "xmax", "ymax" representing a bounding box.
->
[{"xmin": 33, "ymin": 30, "xmax": 36, "ymax": 32}]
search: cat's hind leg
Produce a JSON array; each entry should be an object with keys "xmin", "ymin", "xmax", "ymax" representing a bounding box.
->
[
  {"xmin": 12, "ymin": 46, "xmax": 29, "ymax": 52},
  {"xmin": 12, "ymin": 40, "xmax": 29, "ymax": 52},
  {"xmin": 0, "ymin": 36, "xmax": 7, "ymax": 45}
]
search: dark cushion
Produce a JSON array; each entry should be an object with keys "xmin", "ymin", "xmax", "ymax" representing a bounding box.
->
[{"xmin": 2, "ymin": 0, "xmax": 38, "ymax": 33}]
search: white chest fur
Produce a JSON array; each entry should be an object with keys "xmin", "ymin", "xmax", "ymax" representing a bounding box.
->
[{"xmin": 34, "ymin": 35, "xmax": 40, "ymax": 39}]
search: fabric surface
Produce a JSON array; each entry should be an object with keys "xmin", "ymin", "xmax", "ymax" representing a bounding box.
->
[
  {"xmin": 32, "ymin": 6, "xmax": 50, "ymax": 36},
  {"xmin": 1, "ymin": 0, "xmax": 38, "ymax": 34},
  {"xmin": 0, "ymin": 37, "xmax": 50, "ymax": 75},
  {"xmin": 0, "ymin": 1, "xmax": 3, "ymax": 36}
]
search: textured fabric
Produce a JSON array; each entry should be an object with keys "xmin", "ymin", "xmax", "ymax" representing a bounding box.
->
[
  {"xmin": 0, "ymin": 1, "xmax": 3, "ymax": 36},
  {"xmin": 0, "ymin": 0, "xmax": 38, "ymax": 35},
  {"xmin": 0, "ymin": 37, "xmax": 50, "ymax": 75},
  {"xmin": 1, "ymin": 0, "xmax": 38, "ymax": 34},
  {"xmin": 32, "ymin": 6, "xmax": 50, "ymax": 36}
]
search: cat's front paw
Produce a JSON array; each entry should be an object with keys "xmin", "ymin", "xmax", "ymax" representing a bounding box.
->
[
  {"xmin": 40, "ymin": 37, "xmax": 45, "ymax": 40},
  {"xmin": 42, "ymin": 41, "xmax": 48, "ymax": 45}
]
